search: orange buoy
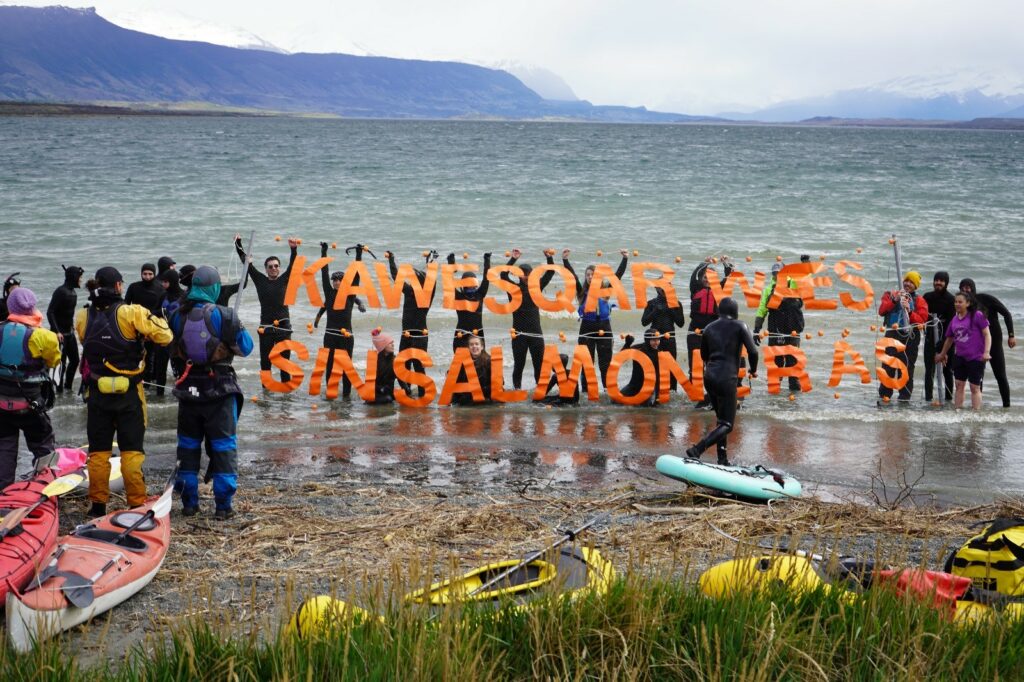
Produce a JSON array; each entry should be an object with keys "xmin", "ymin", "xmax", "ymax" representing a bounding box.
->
[
  {"xmin": 632, "ymin": 249, "xmax": 639, "ymax": 257},
  {"xmin": 891, "ymin": 323, "xmax": 899, "ymax": 330},
  {"xmin": 306, "ymin": 323, "xmax": 314, "ymax": 333},
  {"xmin": 403, "ymin": 331, "xmax": 410, "ymax": 337},
  {"xmin": 331, "ymin": 242, "xmax": 338, "ymax": 249},
  {"xmin": 275, "ymin": 236, "xmax": 282, "ymax": 241},
  {"xmin": 745, "ymin": 256, "xmax": 752, "ymax": 262},
  {"xmin": 788, "ymin": 394, "xmax": 796, "ymax": 401},
  {"xmin": 296, "ymin": 238, "xmax": 302, "ymax": 245},
  {"xmin": 251, "ymin": 396, "xmax": 259, "ymax": 402},
  {"xmin": 870, "ymin": 325, "xmax": 877, "ymax": 331},
  {"xmin": 505, "ymin": 251, "xmax": 511, "ymax": 257},
  {"xmin": 559, "ymin": 332, "xmax": 567, "ymax": 342},
  {"xmin": 888, "ymin": 238, "xmax": 896, "ymax": 245},
  {"xmin": 596, "ymin": 250, "xmax": 603, "ymax": 257},
  {"xmin": 882, "ymin": 396, "xmax": 891, "ymax": 403},
  {"xmin": 819, "ymin": 254, "xmax": 826, "ymax": 261},
  {"xmin": 456, "ymin": 331, "xmax": 463, "ymax": 338},
  {"xmin": 834, "ymin": 393, "xmax": 840, "ymax": 399},
  {"xmin": 422, "ymin": 329, "xmax": 428, "ymax": 336},
  {"xmin": 311, "ymin": 404, "xmax": 318, "ymax": 410},
  {"xmin": 675, "ymin": 256, "xmax": 682, "ymax": 263},
  {"xmin": 598, "ymin": 329, "xmax": 605, "ymax": 336},
  {"xmin": 790, "ymin": 330, "xmax": 798, "ymax": 337},
  {"xmin": 422, "ymin": 250, "xmax": 430, "ymax": 257},
  {"xmin": 818, "ymin": 330, "xmax": 825, "ymax": 337},
  {"xmin": 273, "ymin": 320, "xmax": 280, "ymax": 327},
  {"xmin": 463, "ymin": 252, "xmax": 469, "ymax": 259},
  {"xmin": 695, "ymin": 328, "xmax": 702, "ymax": 336},
  {"xmin": 805, "ymin": 333, "xmax": 812, "ymax": 340},
  {"xmin": 856, "ymin": 247, "xmax": 863, "ymax": 253},
  {"xmin": 258, "ymin": 327, "xmax": 265, "ymax": 335}
]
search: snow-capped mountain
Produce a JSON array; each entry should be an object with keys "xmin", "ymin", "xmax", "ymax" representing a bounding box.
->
[
  {"xmin": 489, "ymin": 61, "xmax": 579, "ymax": 102},
  {"xmin": 95, "ymin": 7, "xmax": 287, "ymax": 53},
  {"xmin": 726, "ymin": 69, "xmax": 1024, "ymax": 122}
]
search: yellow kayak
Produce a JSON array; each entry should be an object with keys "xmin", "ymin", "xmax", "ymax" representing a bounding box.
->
[
  {"xmin": 699, "ymin": 554, "xmax": 1024, "ymax": 625},
  {"xmin": 289, "ymin": 546, "xmax": 614, "ymax": 638}
]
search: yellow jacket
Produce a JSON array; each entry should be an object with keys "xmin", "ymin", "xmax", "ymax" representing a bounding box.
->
[
  {"xmin": 1, "ymin": 319, "xmax": 61, "ymax": 369},
  {"xmin": 75, "ymin": 303, "xmax": 173, "ymax": 357}
]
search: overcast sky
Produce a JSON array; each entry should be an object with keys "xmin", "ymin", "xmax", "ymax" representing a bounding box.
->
[{"xmin": 7, "ymin": 0, "xmax": 1024, "ymax": 114}]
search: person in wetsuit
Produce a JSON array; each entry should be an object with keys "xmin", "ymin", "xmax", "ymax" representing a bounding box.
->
[
  {"xmin": 620, "ymin": 330, "xmax": 663, "ymax": 406},
  {"xmin": 565, "ymin": 249, "xmax": 629, "ymax": 391},
  {"xmin": 959, "ymin": 278, "xmax": 1016, "ymax": 407},
  {"xmin": 47, "ymin": 265, "xmax": 84, "ymax": 393},
  {"xmin": 386, "ymin": 250, "xmax": 436, "ymax": 397},
  {"xmin": 314, "ymin": 242, "xmax": 366, "ymax": 398},
  {"xmin": 923, "ymin": 271, "xmax": 955, "ymax": 402},
  {"xmin": 0, "ymin": 273, "xmax": 21, "ymax": 322},
  {"xmin": 447, "ymin": 252, "xmax": 491, "ymax": 350},
  {"xmin": 641, "ymin": 287, "xmax": 685, "ymax": 390},
  {"xmin": 753, "ymin": 261, "xmax": 805, "ymax": 392},
  {"xmin": 366, "ymin": 329, "xmax": 409, "ymax": 405},
  {"xmin": 685, "ymin": 297, "xmax": 758, "ymax": 466},
  {"xmin": 151, "ymin": 269, "xmax": 184, "ymax": 395},
  {"xmin": 236, "ymin": 235, "xmax": 299, "ymax": 383},
  {"xmin": 451, "ymin": 335, "xmax": 493, "ymax": 405},
  {"xmin": 503, "ymin": 249, "xmax": 557, "ymax": 390},
  {"xmin": 125, "ymin": 263, "xmax": 166, "ymax": 387},
  {"xmin": 688, "ymin": 259, "xmax": 733, "ymax": 408}
]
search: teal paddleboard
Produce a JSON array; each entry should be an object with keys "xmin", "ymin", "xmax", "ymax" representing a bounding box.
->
[{"xmin": 656, "ymin": 455, "xmax": 801, "ymax": 501}]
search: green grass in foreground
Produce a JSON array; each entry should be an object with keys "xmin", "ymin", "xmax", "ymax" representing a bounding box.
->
[{"xmin": 3, "ymin": 576, "xmax": 1024, "ymax": 681}]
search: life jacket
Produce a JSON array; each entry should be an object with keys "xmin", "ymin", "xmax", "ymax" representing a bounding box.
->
[
  {"xmin": 578, "ymin": 297, "xmax": 612, "ymax": 322},
  {"xmin": 82, "ymin": 303, "xmax": 144, "ymax": 379},
  {"xmin": 175, "ymin": 303, "xmax": 235, "ymax": 367},
  {"xmin": 0, "ymin": 321, "xmax": 46, "ymax": 383},
  {"xmin": 945, "ymin": 518, "xmax": 1024, "ymax": 596}
]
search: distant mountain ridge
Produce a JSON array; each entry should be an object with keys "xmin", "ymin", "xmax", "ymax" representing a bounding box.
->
[
  {"xmin": 0, "ymin": 6, "xmax": 700, "ymax": 122},
  {"xmin": 726, "ymin": 71, "xmax": 1024, "ymax": 122}
]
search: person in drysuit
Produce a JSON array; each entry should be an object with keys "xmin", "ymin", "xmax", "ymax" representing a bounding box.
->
[
  {"xmin": 685, "ymin": 297, "xmax": 758, "ymax": 466},
  {"xmin": 168, "ymin": 266, "xmax": 253, "ymax": 520}
]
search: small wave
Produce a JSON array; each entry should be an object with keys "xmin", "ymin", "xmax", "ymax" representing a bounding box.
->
[{"xmin": 756, "ymin": 407, "xmax": 1024, "ymax": 425}]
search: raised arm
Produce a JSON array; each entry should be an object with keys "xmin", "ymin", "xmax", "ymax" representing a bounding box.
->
[{"xmin": 615, "ymin": 249, "xmax": 628, "ymax": 279}]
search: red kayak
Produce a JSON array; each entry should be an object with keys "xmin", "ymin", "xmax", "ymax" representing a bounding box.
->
[{"xmin": 0, "ymin": 469, "xmax": 60, "ymax": 603}]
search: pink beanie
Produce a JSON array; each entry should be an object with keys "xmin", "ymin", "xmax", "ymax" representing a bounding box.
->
[{"xmin": 371, "ymin": 328, "xmax": 394, "ymax": 351}]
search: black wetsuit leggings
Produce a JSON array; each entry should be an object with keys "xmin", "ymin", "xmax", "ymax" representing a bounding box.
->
[
  {"xmin": 986, "ymin": 330, "xmax": 1010, "ymax": 407},
  {"xmin": 578, "ymin": 319, "xmax": 613, "ymax": 390},
  {"xmin": 511, "ymin": 335, "xmax": 545, "ymax": 389},
  {"xmin": 923, "ymin": 333, "xmax": 954, "ymax": 402},
  {"xmin": 399, "ymin": 334, "xmax": 429, "ymax": 397},
  {"xmin": 323, "ymin": 334, "xmax": 356, "ymax": 397},
  {"xmin": 878, "ymin": 331, "xmax": 920, "ymax": 401},
  {"xmin": 259, "ymin": 328, "xmax": 293, "ymax": 383},
  {"xmin": 689, "ymin": 372, "xmax": 737, "ymax": 460},
  {"xmin": 58, "ymin": 336, "xmax": 80, "ymax": 392}
]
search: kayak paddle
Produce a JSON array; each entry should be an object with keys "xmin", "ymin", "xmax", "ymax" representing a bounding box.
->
[{"xmin": 0, "ymin": 471, "xmax": 85, "ymax": 539}]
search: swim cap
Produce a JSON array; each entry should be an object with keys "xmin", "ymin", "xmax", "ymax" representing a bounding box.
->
[
  {"xmin": 719, "ymin": 297, "xmax": 739, "ymax": 319},
  {"xmin": 6, "ymin": 287, "xmax": 37, "ymax": 315},
  {"xmin": 191, "ymin": 265, "xmax": 221, "ymax": 288},
  {"xmin": 903, "ymin": 271, "xmax": 921, "ymax": 289}
]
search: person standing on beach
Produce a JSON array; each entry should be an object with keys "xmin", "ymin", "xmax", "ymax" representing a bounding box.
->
[
  {"xmin": 0, "ymin": 273, "xmax": 21, "ymax": 322},
  {"xmin": 46, "ymin": 265, "xmax": 84, "ymax": 393},
  {"xmin": 125, "ymin": 263, "xmax": 165, "ymax": 388},
  {"xmin": 235, "ymin": 235, "xmax": 299, "ymax": 384},
  {"xmin": 877, "ymin": 271, "xmax": 929, "ymax": 403},
  {"xmin": 688, "ymin": 258, "xmax": 733, "ymax": 409},
  {"xmin": 151, "ymin": 269, "xmax": 183, "ymax": 396},
  {"xmin": 923, "ymin": 271, "xmax": 956, "ymax": 402},
  {"xmin": 386, "ymin": 250, "xmax": 436, "ymax": 397},
  {"xmin": 685, "ymin": 297, "xmax": 758, "ymax": 466},
  {"xmin": 753, "ymin": 261, "xmax": 804, "ymax": 393},
  {"xmin": 936, "ymin": 291, "xmax": 991, "ymax": 410},
  {"xmin": 314, "ymin": 242, "xmax": 366, "ymax": 398},
  {"xmin": 447, "ymin": 252, "xmax": 491, "ymax": 350},
  {"xmin": 0, "ymin": 288, "xmax": 61, "ymax": 490},
  {"xmin": 641, "ymin": 287, "xmax": 685, "ymax": 390},
  {"xmin": 168, "ymin": 266, "xmax": 253, "ymax": 519},
  {"xmin": 503, "ymin": 249, "xmax": 557, "ymax": 390},
  {"xmin": 565, "ymin": 249, "xmax": 629, "ymax": 391},
  {"xmin": 959, "ymin": 278, "xmax": 1015, "ymax": 408},
  {"xmin": 77, "ymin": 267, "xmax": 173, "ymax": 517}
]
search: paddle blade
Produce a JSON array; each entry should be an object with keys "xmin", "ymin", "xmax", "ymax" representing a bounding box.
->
[
  {"xmin": 61, "ymin": 573, "xmax": 95, "ymax": 609},
  {"xmin": 41, "ymin": 472, "xmax": 86, "ymax": 497}
]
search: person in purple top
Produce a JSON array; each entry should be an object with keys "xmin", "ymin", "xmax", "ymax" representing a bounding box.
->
[{"xmin": 935, "ymin": 291, "xmax": 991, "ymax": 410}]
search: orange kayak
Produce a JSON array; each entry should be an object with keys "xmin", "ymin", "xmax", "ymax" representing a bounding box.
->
[
  {"xmin": 6, "ymin": 481, "xmax": 173, "ymax": 652},
  {"xmin": 0, "ymin": 469, "xmax": 61, "ymax": 604}
]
